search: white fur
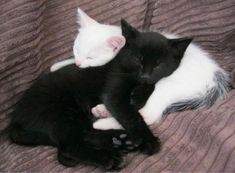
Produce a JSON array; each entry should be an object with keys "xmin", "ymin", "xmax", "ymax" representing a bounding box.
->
[
  {"xmin": 93, "ymin": 117, "xmax": 124, "ymax": 130},
  {"xmin": 50, "ymin": 59, "xmax": 75, "ymax": 72},
  {"xmin": 50, "ymin": 8, "xmax": 123, "ymax": 72},
  {"xmin": 73, "ymin": 24, "xmax": 122, "ymax": 68}
]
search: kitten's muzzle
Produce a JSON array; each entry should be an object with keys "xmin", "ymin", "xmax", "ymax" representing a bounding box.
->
[{"xmin": 75, "ymin": 60, "xmax": 81, "ymax": 66}]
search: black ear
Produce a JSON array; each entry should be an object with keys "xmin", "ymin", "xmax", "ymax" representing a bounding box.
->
[
  {"xmin": 121, "ymin": 19, "xmax": 139, "ymax": 40},
  {"xmin": 170, "ymin": 37, "xmax": 193, "ymax": 58}
]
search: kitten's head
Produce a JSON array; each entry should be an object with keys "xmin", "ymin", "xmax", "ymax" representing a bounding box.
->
[
  {"xmin": 120, "ymin": 20, "xmax": 192, "ymax": 84},
  {"xmin": 73, "ymin": 8, "xmax": 125, "ymax": 68}
]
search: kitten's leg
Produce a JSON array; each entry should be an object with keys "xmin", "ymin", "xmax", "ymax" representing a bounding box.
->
[
  {"xmin": 139, "ymin": 80, "xmax": 194, "ymax": 125},
  {"xmin": 56, "ymin": 127, "xmax": 126, "ymax": 170},
  {"xmin": 104, "ymin": 77, "xmax": 161, "ymax": 155},
  {"xmin": 92, "ymin": 84, "xmax": 154, "ymax": 130},
  {"xmin": 83, "ymin": 129, "xmax": 137, "ymax": 152},
  {"xmin": 50, "ymin": 59, "xmax": 75, "ymax": 72},
  {"xmin": 91, "ymin": 104, "xmax": 111, "ymax": 118},
  {"xmin": 139, "ymin": 80, "xmax": 176, "ymax": 125},
  {"xmin": 91, "ymin": 84, "xmax": 154, "ymax": 118}
]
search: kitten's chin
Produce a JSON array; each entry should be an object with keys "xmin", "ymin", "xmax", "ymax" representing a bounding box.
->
[
  {"xmin": 79, "ymin": 64, "xmax": 89, "ymax": 68},
  {"xmin": 79, "ymin": 61, "xmax": 91, "ymax": 68},
  {"xmin": 80, "ymin": 59, "xmax": 110, "ymax": 68},
  {"xmin": 75, "ymin": 61, "xmax": 81, "ymax": 67}
]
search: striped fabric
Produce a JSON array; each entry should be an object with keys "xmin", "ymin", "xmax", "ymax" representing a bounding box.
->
[{"xmin": 0, "ymin": 0, "xmax": 235, "ymax": 172}]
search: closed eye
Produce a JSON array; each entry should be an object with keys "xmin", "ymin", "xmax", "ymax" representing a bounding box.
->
[
  {"xmin": 153, "ymin": 62, "xmax": 162, "ymax": 70},
  {"xmin": 86, "ymin": 57, "xmax": 93, "ymax": 60}
]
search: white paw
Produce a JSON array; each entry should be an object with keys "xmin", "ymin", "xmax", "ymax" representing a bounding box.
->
[
  {"xmin": 91, "ymin": 104, "xmax": 111, "ymax": 118},
  {"xmin": 50, "ymin": 64, "xmax": 60, "ymax": 72},
  {"xmin": 93, "ymin": 117, "xmax": 124, "ymax": 130},
  {"xmin": 139, "ymin": 109, "xmax": 162, "ymax": 125},
  {"xmin": 143, "ymin": 115, "xmax": 161, "ymax": 125},
  {"xmin": 50, "ymin": 59, "xmax": 75, "ymax": 72}
]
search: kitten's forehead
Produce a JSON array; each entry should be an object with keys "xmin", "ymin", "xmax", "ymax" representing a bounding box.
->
[
  {"xmin": 140, "ymin": 32, "xmax": 167, "ymax": 44},
  {"xmin": 80, "ymin": 25, "xmax": 120, "ymax": 39},
  {"xmin": 75, "ymin": 24, "xmax": 121, "ymax": 59},
  {"xmin": 137, "ymin": 32, "xmax": 169, "ymax": 53},
  {"xmin": 78, "ymin": 25, "xmax": 121, "ymax": 50},
  {"xmin": 77, "ymin": 28, "xmax": 106, "ymax": 54}
]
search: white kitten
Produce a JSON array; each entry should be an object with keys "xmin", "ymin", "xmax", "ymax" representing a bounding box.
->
[
  {"xmin": 50, "ymin": 9, "xmax": 230, "ymax": 130},
  {"xmin": 50, "ymin": 8, "xmax": 125, "ymax": 72}
]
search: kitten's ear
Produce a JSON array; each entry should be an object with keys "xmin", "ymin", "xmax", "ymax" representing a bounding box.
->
[
  {"xmin": 107, "ymin": 36, "xmax": 126, "ymax": 53},
  {"xmin": 77, "ymin": 8, "xmax": 98, "ymax": 28},
  {"xmin": 121, "ymin": 19, "xmax": 139, "ymax": 40},
  {"xmin": 170, "ymin": 37, "xmax": 193, "ymax": 58}
]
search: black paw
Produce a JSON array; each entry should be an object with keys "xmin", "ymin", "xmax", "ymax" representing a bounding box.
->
[
  {"xmin": 58, "ymin": 151, "xmax": 79, "ymax": 167},
  {"xmin": 99, "ymin": 151, "xmax": 126, "ymax": 170},
  {"xmin": 112, "ymin": 133, "xmax": 138, "ymax": 153},
  {"xmin": 139, "ymin": 136, "xmax": 161, "ymax": 155}
]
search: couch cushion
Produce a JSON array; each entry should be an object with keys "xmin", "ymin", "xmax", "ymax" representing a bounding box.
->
[
  {"xmin": 1, "ymin": 90, "xmax": 235, "ymax": 172},
  {"xmin": 150, "ymin": 0, "xmax": 235, "ymax": 73},
  {"xmin": 1, "ymin": 0, "xmax": 235, "ymax": 172}
]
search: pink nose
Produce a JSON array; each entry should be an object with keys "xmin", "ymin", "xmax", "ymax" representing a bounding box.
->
[{"xmin": 75, "ymin": 60, "xmax": 81, "ymax": 66}]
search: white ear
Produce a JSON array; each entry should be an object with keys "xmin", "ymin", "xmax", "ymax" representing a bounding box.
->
[
  {"xmin": 107, "ymin": 36, "xmax": 126, "ymax": 53},
  {"xmin": 77, "ymin": 8, "xmax": 98, "ymax": 28}
]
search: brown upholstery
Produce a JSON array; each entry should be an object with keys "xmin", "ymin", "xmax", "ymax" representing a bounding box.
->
[{"xmin": 0, "ymin": 0, "xmax": 235, "ymax": 172}]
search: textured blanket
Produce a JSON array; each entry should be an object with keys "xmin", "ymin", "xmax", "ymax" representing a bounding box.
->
[{"xmin": 0, "ymin": 0, "xmax": 235, "ymax": 172}]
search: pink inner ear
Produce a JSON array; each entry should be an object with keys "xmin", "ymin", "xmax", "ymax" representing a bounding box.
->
[{"xmin": 107, "ymin": 36, "xmax": 126, "ymax": 52}]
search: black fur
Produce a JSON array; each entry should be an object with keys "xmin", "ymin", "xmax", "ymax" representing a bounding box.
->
[
  {"xmin": 101, "ymin": 20, "xmax": 191, "ymax": 155},
  {"xmin": 8, "ymin": 20, "xmax": 191, "ymax": 169},
  {"xmin": 8, "ymin": 65, "xmax": 130, "ymax": 170}
]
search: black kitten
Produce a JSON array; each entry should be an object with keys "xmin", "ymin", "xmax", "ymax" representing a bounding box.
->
[
  {"xmin": 101, "ymin": 20, "xmax": 191, "ymax": 154},
  {"xmin": 8, "ymin": 20, "xmax": 191, "ymax": 170}
]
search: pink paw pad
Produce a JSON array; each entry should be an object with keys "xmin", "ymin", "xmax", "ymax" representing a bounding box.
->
[{"xmin": 91, "ymin": 104, "xmax": 110, "ymax": 118}]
